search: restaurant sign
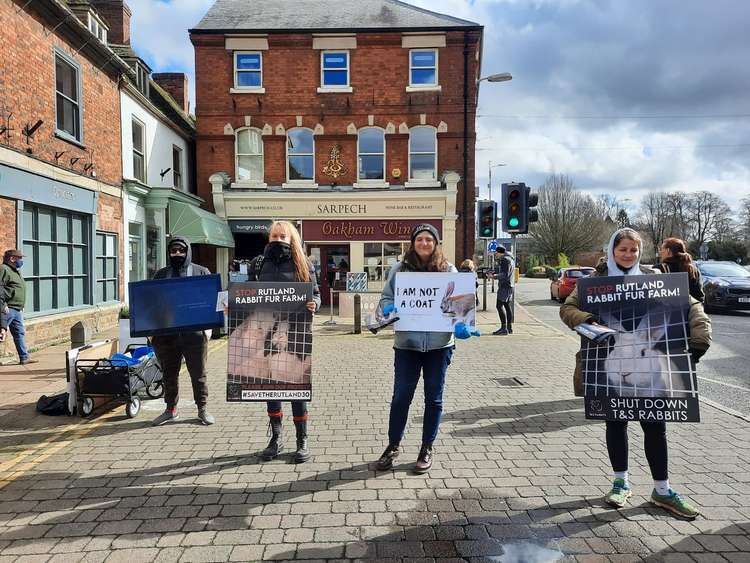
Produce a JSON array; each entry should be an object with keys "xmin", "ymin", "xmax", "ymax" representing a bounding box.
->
[{"xmin": 304, "ymin": 219, "xmax": 443, "ymax": 241}]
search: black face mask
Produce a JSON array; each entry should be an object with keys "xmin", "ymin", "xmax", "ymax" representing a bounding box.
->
[
  {"xmin": 265, "ymin": 241, "xmax": 292, "ymax": 263},
  {"xmin": 169, "ymin": 255, "xmax": 187, "ymax": 269}
]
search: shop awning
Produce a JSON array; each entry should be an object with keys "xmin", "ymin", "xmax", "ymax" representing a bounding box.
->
[{"xmin": 168, "ymin": 201, "xmax": 235, "ymax": 248}]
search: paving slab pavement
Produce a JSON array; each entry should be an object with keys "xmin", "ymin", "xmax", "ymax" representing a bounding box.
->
[{"xmin": 0, "ymin": 302, "xmax": 748, "ymax": 562}]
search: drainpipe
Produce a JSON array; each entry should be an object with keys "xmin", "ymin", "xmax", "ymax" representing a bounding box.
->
[{"xmin": 462, "ymin": 31, "xmax": 470, "ymax": 260}]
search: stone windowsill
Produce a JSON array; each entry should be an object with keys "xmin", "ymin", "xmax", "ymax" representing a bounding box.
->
[{"xmin": 229, "ymin": 87, "xmax": 266, "ymax": 94}]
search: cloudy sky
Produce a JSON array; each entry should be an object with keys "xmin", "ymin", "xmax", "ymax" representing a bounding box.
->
[{"xmin": 127, "ymin": 0, "xmax": 750, "ymax": 209}]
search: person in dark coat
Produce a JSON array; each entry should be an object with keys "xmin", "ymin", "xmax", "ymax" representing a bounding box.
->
[
  {"xmin": 491, "ymin": 246, "xmax": 515, "ymax": 335},
  {"xmin": 657, "ymin": 238, "xmax": 705, "ymax": 302},
  {"xmin": 150, "ymin": 236, "xmax": 215, "ymax": 427},
  {"xmin": 251, "ymin": 221, "xmax": 321, "ymax": 463}
]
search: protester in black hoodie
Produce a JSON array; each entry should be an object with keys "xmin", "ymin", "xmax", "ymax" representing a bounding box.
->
[
  {"xmin": 151, "ymin": 236, "xmax": 216, "ymax": 426},
  {"xmin": 658, "ymin": 238, "xmax": 705, "ymax": 302},
  {"xmin": 250, "ymin": 221, "xmax": 320, "ymax": 463}
]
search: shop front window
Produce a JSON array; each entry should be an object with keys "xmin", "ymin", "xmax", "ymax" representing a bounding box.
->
[
  {"xmin": 95, "ymin": 232, "xmax": 118, "ymax": 303},
  {"xmin": 146, "ymin": 227, "xmax": 160, "ymax": 279},
  {"xmin": 21, "ymin": 204, "xmax": 90, "ymax": 313},
  {"xmin": 129, "ymin": 222, "xmax": 144, "ymax": 282},
  {"xmin": 364, "ymin": 242, "xmax": 408, "ymax": 290}
]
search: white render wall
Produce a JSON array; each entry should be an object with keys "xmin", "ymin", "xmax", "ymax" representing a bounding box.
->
[{"xmin": 120, "ymin": 90, "xmax": 191, "ymax": 190}]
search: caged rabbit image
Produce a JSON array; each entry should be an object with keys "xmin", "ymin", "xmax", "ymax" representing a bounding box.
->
[
  {"xmin": 594, "ymin": 312, "xmax": 693, "ymax": 398},
  {"xmin": 440, "ymin": 281, "xmax": 476, "ymax": 328}
]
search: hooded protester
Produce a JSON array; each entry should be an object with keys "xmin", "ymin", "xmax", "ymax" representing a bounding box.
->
[
  {"xmin": 560, "ymin": 228, "xmax": 711, "ymax": 520},
  {"xmin": 250, "ymin": 221, "xmax": 320, "ymax": 464},
  {"xmin": 658, "ymin": 237, "xmax": 705, "ymax": 302},
  {"xmin": 150, "ymin": 236, "xmax": 215, "ymax": 426},
  {"xmin": 0, "ymin": 249, "xmax": 37, "ymax": 364},
  {"xmin": 375, "ymin": 223, "xmax": 480, "ymax": 474}
]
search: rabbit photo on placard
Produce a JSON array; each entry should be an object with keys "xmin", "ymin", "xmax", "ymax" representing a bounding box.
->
[
  {"xmin": 228, "ymin": 310, "xmax": 273, "ymax": 381},
  {"xmin": 597, "ymin": 311, "xmax": 692, "ymax": 398},
  {"xmin": 440, "ymin": 281, "xmax": 476, "ymax": 328}
]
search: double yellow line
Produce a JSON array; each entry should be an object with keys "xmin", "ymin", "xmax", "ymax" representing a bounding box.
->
[{"xmin": 0, "ymin": 339, "xmax": 227, "ymax": 490}]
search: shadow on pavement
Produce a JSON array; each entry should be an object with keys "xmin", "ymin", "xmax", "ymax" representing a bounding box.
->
[{"xmin": 436, "ymin": 400, "xmax": 595, "ymax": 438}]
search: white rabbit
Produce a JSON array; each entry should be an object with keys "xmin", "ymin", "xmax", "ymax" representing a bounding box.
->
[
  {"xmin": 440, "ymin": 281, "xmax": 476, "ymax": 328},
  {"xmin": 601, "ymin": 315, "xmax": 690, "ymax": 397}
]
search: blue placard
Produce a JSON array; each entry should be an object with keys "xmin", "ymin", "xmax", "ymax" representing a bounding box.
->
[{"xmin": 128, "ymin": 274, "xmax": 224, "ymax": 337}]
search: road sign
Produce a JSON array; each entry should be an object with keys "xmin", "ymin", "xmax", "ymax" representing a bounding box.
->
[{"xmin": 487, "ymin": 240, "xmax": 498, "ymax": 252}]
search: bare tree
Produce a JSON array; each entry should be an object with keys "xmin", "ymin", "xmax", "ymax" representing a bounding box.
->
[
  {"xmin": 636, "ymin": 192, "xmax": 673, "ymax": 258},
  {"xmin": 686, "ymin": 191, "xmax": 732, "ymax": 246},
  {"xmin": 615, "ymin": 208, "xmax": 630, "ymax": 228},
  {"xmin": 665, "ymin": 191, "xmax": 690, "ymax": 240},
  {"xmin": 740, "ymin": 196, "xmax": 750, "ymax": 248},
  {"xmin": 529, "ymin": 174, "xmax": 610, "ymax": 260}
]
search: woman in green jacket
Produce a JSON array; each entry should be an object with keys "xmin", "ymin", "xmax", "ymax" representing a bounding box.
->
[{"xmin": 560, "ymin": 228, "xmax": 711, "ymax": 519}]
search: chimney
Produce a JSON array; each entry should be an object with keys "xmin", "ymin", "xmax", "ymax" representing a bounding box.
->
[
  {"xmin": 153, "ymin": 73, "xmax": 190, "ymax": 113},
  {"xmin": 91, "ymin": 1, "xmax": 131, "ymax": 45}
]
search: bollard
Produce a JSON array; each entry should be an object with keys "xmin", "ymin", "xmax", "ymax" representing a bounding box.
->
[
  {"xmin": 482, "ymin": 277, "xmax": 488, "ymax": 311},
  {"xmin": 353, "ymin": 293, "xmax": 362, "ymax": 334},
  {"xmin": 70, "ymin": 321, "xmax": 90, "ymax": 349}
]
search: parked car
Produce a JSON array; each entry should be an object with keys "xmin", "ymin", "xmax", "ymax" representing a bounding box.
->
[
  {"xmin": 695, "ymin": 260, "xmax": 750, "ymax": 311},
  {"xmin": 550, "ymin": 267, "xmax": 596, "ymax": 303}
]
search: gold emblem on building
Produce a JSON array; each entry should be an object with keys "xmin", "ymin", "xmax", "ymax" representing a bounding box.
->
[{"xmin": 322, "ymin": 144, "xmax": 348, "ymax": 180}]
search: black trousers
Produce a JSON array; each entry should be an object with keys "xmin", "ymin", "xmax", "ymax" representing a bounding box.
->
[
  {"xmin": 266, "ymin": 401, "xmax": 308, "ymax": 420},
  {"xmin": 496, "ymin": 301, "xmax": 513, "ymax": 328},
  {"xmin": 605, "ymin": 420, "xmax": 668, "ymax": 480},
  {"xmin": 152, "ymin": 332, "xmax": 208, "ymax": 410}
]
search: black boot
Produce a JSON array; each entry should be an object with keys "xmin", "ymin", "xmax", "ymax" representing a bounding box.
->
[
  {"xmin": 293, "ymin": 420, "xmax": 311, "ymax": 463},
  {"xmin": 261, "ymin": 416, "xmax": 283, "ymax": 461}
]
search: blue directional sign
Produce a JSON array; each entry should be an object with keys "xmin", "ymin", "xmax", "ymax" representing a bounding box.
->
[{"xmin": 487, "ymin": 240, "xmax": 498, "ymax": 253}]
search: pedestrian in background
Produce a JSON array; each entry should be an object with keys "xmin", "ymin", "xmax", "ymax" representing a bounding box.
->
[
  {"xmin": 560, "ymin": 227, "xmax": 711, "ymax": 519},
  {"xmin": 376, "ymin": 224, "xmax": 479, "ymax": 474},
  {"xmin": 150, "ymin": 237, "xmax": 216, "ymax": 427},
  {"xmin": 658, "ymin": 237, "xmax": 705, "ymax": 302},
  {"xmin": 491, "ymin": 245, "xmax": 514, "ymax": 335},
  {"xmin": 0, "ymin": 277, "xmax": 8, "ymax": 343},
  {"xmin": 459, "ymin": 259, "xmax": 480, "ymax": 306},
  {"xmin": 250, "ymin": 220, "xmax": 320, "ymax": 464},
  {"xmin": 0, "ymin": 250, "xmax": 37, "ymax": 364}
]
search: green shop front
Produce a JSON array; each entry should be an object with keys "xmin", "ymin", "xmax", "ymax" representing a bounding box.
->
[{"xmin": 123, "ymin": 181, "xmax": 234, "ymax": 300}]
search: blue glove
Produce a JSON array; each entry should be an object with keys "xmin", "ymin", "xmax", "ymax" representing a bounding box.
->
[
  {"xmin": 454, "ymin": 322, "xmax": 481, "ymax": 339},
  {"xmin": 383, "ymin": 303, "xmax": 397, "ymax": 316}
]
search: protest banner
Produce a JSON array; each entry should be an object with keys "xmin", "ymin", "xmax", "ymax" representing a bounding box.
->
[
  {"xmin": 226, "ymin": 282, "xmax": 314, "ymax": 402},
  {"xmin": 128, "ymin": 274, "xmax": 224, "ymax": 337},
  {"xmin": 576, "ymin": 272, "xmax": 699, "ymax": 422},
  {"xmin": 394, "ymin": 272, "xmax": 476, "ymax": 332}
]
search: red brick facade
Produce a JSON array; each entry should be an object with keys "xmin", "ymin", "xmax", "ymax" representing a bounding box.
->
[
  {"xmin": 0, "ymin": 0, "xmax": 126, "ymax": 356},
  {"xmin": 191, "ymin": 30, "xmax": 481, "ymax": 256},
  {"xmin": 0, "ymin": 0, "xmax": 123, "ymax": 187}
]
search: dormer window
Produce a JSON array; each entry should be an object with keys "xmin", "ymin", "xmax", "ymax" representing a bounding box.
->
[
  {"xmin": 87, "ymin": 11, "xmax": 108, "ymax": 44},
  {"xmin": 135, "ymin": 63, "xmax": 149, "ymax": 97}
]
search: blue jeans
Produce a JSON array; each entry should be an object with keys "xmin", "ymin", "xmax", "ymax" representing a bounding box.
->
[
  {"xmin": 388, "ymin": 347, "xmax": 453, "ymax": 446},
  {"xmin": 5, "ymin": 308, "xmax": 29, "ymax": 361}
]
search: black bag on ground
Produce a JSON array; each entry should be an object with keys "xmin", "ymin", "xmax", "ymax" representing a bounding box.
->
[{"xmin": 36, "ymin": 392, "xmax": 70, "ymax": 416}]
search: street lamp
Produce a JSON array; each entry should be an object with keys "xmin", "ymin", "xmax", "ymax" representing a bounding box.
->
[
  {"xmin": 478, "ymin": 72, "xmax": 513, "ymax": 84},
  {"xmin": 488, "ymin": 161, "xmax": 506, "ymax": 201}
]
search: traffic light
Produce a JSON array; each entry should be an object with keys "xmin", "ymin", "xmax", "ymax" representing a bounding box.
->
[
  {"xmin": 476, "ymin": 200, "xmax": 497, "ymax": 239},
  {"xmin": 501, "ymin": 182, "xmax": 526, "ymax": 233},
  {"xmin": 501, "ymin": 182, "xmax": 540, "ymax": 234}
]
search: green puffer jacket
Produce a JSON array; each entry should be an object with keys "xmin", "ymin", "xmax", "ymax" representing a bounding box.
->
[
  {"xmin": 559, "ymin": 264, "xmax": 712, "ymax": 396},
  {"xmin": 0, "ymin": 263, "xmax": 26, "ymax": 309}
]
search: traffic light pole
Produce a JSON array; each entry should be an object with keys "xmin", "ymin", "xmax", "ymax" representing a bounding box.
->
[{"xmin": 510, "ymin": 233, "xmax": 516, "ymax": 318}]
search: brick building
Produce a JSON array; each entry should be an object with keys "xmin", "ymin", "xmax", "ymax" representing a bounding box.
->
[
  {"xmin": 0, "ymin": 0, "xmax": 133, "ymax": 355},
  {"xmin": 190, "ymin": 0, "xmax": 483, "ymax": 301}
]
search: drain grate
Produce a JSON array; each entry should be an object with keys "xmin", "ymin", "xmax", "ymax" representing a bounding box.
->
[{"xmin": 493, "ymin": 377, "xmax": 527, "ymax": 387}]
